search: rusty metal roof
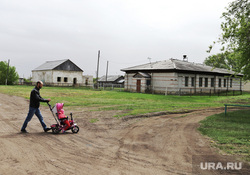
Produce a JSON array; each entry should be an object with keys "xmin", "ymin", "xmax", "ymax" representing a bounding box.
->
[{"xmin": 121, "ymin": 59, "xmax": 243, "ymax": 76}]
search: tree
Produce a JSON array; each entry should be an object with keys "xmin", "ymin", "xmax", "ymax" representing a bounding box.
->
[
  {"xmin": 0, "ymin": 61, "xmax": 19, "ymax": 85},
  {"xmin": 207, "ymin": 0, "xmax": 250, "ymax": 80},
  {"xmin": 204, "ymin": 51, "xmax": 241, "ymax": 73}
]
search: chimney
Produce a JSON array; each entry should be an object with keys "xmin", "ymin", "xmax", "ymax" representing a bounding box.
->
[{"xmin": 183, "ymin": 55, "xmax": 188, "ymax": 62}]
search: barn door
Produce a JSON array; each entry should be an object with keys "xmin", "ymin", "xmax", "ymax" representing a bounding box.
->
[
  {"xmin": 136, "ymin": 80, "xmax": 141, "ymax": 92},
  {"xmin": 73, "ymin": 78, "xmax": 77, "ymax": 85}
]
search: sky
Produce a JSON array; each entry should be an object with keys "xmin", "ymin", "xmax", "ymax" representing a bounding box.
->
[{"xmin": 0, "ymin": 0, "xmax": 232, "ymax": 78}]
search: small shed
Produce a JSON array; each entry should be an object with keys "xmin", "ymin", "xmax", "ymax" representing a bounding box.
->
[
  {"xmin": 18, "ymin": 78, "xmax": 24, "ymax": 85},
  {"xmin": 98, "ymin": 75, "xmax": 124, "ymax": 87}
]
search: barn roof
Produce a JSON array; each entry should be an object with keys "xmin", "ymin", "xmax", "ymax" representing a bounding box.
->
[
  {"xmin": 32, "ymin": 59, "xmax": 83, "ymax": 72},
  {"xmin": 121, "ymin": 59, "xmax": 243, "ymax": 76},
  {"xmin": 98, "ymin": 75, "xmax": 124, "ymax": 82}
]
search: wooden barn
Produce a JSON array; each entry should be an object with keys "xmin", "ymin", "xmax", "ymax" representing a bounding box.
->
[
  {"xmin": 121, "ymin": 58, "xmax": 243, "ymax": 94},
  {"xmin": 32, "ymin": 59, "xmax": 93, "ymax": 86},
  {"xmin": 98, "ymin": 75, "xmax": 124, "ymax": 87}
]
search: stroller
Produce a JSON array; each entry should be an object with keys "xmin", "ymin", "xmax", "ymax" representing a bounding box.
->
[{"xmin": 47, "ymin": 102, "xmax": 79, "ymax": 134}]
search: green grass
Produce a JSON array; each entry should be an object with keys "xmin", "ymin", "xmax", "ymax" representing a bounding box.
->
[
  {"xmin": 89, "ymin": 118, "xmax": 99, "ymax": 123},
  {"xmin": 198, "ymin": 110, "xmax": 250, "ymax": 161},
  {"xmin": 1, "ymin": 85, "xmax": 250, "ymax": 117}
]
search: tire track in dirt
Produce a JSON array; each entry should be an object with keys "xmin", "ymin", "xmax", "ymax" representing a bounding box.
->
[{"xmin": 0, "ymin": 93, "xmax": 249, "ymax": 175}]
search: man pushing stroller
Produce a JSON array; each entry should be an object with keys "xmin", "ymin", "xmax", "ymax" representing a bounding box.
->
[{"xmin": 21, "ymin": 81, "xmax": 51, "ymax": 133}]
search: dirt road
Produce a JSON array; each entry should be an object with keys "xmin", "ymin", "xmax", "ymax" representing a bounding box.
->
[{"xmin": 0, "ymin": 93, "xmax": 248, "ymax": 174}]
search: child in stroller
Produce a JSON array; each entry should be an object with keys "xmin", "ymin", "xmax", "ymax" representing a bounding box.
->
[
  {"xmin": 48, "ymin": 102, "xmax": 79, "ymax": 134},
  {"xmin": 56, "ymin": 103, "xmax": 71, "ymax": 133}
]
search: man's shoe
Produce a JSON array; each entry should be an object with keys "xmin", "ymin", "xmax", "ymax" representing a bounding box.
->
[
  {"xmin": 44, "ymin": 128, "xmax": 51, "ymax": 132},
  {"xmin": 21, "ymin": 129, "xmax": 28, "ymax": 133}
]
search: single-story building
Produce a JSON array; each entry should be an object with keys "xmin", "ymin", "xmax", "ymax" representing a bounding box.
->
[
  {"xmin": 32, "ymin": 59, "xmax": 93, "ymax": 87},
  {"xmin": 98, "ymin": 75, "xmax": 124, "ymax": 87},
  {"xmin": 121, "ymin": 58, "xmax": 243, "ymax": 94},
  {"xmin": 18, "ymin": 77, "xmax": 24, "ymax": 85}
]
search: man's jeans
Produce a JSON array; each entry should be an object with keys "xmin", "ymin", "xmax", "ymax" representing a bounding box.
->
[{"xmin": 21, "ymin": 107, "xmax": 47, "ymax": 131}]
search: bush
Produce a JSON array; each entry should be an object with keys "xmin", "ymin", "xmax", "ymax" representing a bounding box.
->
[{"xmin": 0, "ymin": 61, "xmax": 19, "ymax": 85}]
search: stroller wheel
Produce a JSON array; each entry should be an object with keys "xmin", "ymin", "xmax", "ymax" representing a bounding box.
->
[
  {"xmin": 71, "ymin": 125, "xmax": 79, "ymax": 134},
  {"xmin": 52, "ymin": 127, "xmax": 60, "ymax": 134}
]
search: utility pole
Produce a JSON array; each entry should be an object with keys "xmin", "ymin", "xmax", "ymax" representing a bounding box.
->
[
  {"xmin": 105, "ymin": 61, "xmax": 109, "ymax": 82},
  {"xmin": 96, "ymin": 50, "xmax": 100, "ymax": 88},
  {"xmin": 5, "ymin": 59, "xmax": 10, "ymax": 85}
]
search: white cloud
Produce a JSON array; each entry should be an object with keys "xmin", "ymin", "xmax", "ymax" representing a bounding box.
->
[{"xmin": 0, "ymin": 0, "xmax": 232, "ymax": 77}]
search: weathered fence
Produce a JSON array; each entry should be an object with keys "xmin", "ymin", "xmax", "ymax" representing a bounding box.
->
[{"xmin": 95, "ymin": 84, "xmax": 124, "ymax": 91}]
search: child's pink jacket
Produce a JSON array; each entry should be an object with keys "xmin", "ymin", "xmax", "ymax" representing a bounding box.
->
[{"xmin": 56, "ymin": 103, "xmax": 67, "ymax": 119}]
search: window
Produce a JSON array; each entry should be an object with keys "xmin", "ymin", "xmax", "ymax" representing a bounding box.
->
[
  {"xmin": 199, "ymin": 77, "xmax": 203, "ymax": 87},
  {"xmin": 191, "ymin": 77, "xmax": 195, "ymax": 87},
  {"xmin": 57, "ymin": 77, "xmax": 61, "ymax": 82},
  {"xmin": 64, "ymin": 77, "xmax": 68, "ymax": 82},
  {"xmin": 219, "ymin": 79, "xmax": 221, "ymax": 87},
  {"xmin": 211, "ymin": 78, "xmax": 214, "ymax": 87},
  {"xmin": 224, "ymin": 79, "xmax": 226, "ymax": 87},
  {"xmin": 185, "ymin": 77, "xmax": 189, "ymax": 87},
  {"xmin": 205, "ymin": 78, "xmax": 208, "ymax": 87},
  {"xmin": 230, "ymin": 79, "xmax": 232, "ymax": 87},
  {"xmin": 146, "ymin": 80, "xmax": 151, "ymax": 86}
]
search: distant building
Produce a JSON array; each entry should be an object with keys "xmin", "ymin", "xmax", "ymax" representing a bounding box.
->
[
  {"xmin": 32, "ymin": 59, "xmax": 93, "ymax": 87},
  {"xmin": 98, "ymin": 75, "xmax": 124, "ymax": 87},
  {"xmin": 121, "ymin": 58, "xmax": 243, "ymax": 94},
  {"xmin": 18, "ymin": 77, "xmax": 24, "ymax": 85}
]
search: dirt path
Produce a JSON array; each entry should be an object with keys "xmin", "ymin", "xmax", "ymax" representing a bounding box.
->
[{"xmin": 0, "ymin": 93, "xmax": 248, "ymax": 175}]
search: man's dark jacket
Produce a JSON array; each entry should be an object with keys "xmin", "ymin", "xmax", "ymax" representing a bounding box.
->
[{"xmin": 29, "ymin": 86, "xmax": 49, "ymax": 108}]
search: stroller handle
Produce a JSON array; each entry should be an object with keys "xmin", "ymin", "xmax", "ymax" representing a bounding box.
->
[
  {"xmin": 47, "ymin": 102, "xmax": 52, "ymax": 110},
  {"xmin": 47, "ymin": 102, "xmax": 60, "ymax": 125}
]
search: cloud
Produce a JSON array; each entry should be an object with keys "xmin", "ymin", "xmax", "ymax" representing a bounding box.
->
[{"xmin": 0, "ymin": 0, "xmax": 231, "ymax": 77}]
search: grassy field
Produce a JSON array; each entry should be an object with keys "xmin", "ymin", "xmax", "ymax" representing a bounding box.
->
[
  {"xmin": 198, "ymin": 110, "xmax": 250, "ymax": 161},
  {"xmin": 1, "ymin": 85, "xmax": 250, "ymax": 161},
  {"xmin": 0, "ymin": 85, "xmax": 250, "ymax": 117}
]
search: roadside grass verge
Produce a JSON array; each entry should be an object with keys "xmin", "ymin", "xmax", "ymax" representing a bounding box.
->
[
  {"xmin": 0, "ymin": 85, "xmax": 250, "ymax": 117},
  {"xmin": 198, "ymin": 110, "xmax": 250, "ymax": 161}
]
